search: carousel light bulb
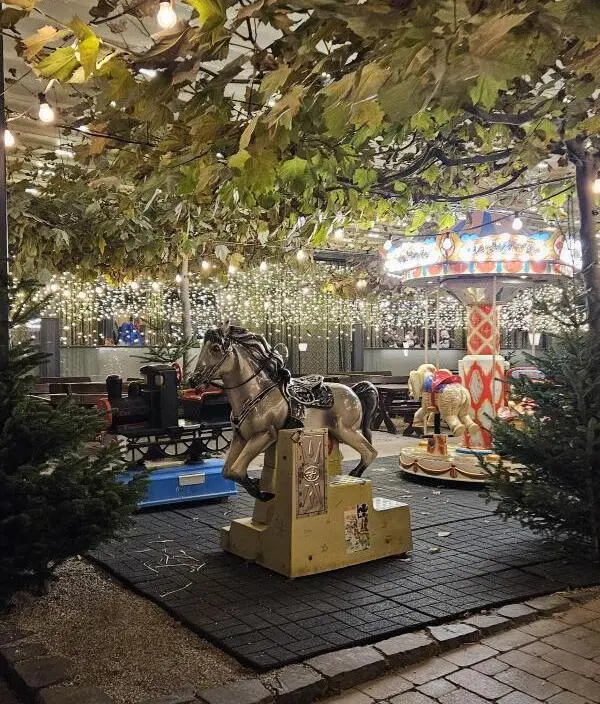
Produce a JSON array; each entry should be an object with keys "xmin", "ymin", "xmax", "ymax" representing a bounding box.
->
[
  {"xmin": 441, "ymin": 234, "xmax": 453, "ymax": 251},
  {"xmin": 156, "ymin": 0, "xmax": 177, "ymax": 28},
  {"xmin": 383, "ymin": 237, "xmax": 393, "ymax": 251},
  {"xmin": 356, "ymin": 279, "xmax": 368, "ymax": 290},
  {"xmin": 296, "ymin": 249, "xmax": 307, "ymax": 262},
  {"xmin": 512, "ymin": 214, "xmax": 523, "ymax": 231},
  {"xmin": 593, "ymin": 178, "xmax": 600, "ymax": 195},
  {"xmin": 4, "ymin": 129, "xmax": 15, "ymax": 148},
  {"xmin": 259, "ymin": 260, "xmax": 268, "ymax": 272},
  {"xmin": 175, "ymin": 274, "xmax": 182, "ymax": 283},
  {"xmin": 38, "ymin": 96, "xmax": 55, "ymax": 123},
  {"xmin": 228, "ymin": 264, "xmax": 237, "ymax": 275}
]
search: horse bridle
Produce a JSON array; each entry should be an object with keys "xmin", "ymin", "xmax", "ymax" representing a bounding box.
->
[{"xmin": 196, "ymin": 338, "xmax": 279, "ymax": 390}]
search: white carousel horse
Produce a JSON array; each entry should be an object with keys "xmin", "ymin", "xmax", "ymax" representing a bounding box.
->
[
  {"xmin": 191, "ymin": 323, "xmax": 379, "ymax": 500},
  {"xmin": 408, "ymin": 363, "xmax": 478, "ymax": 437}
]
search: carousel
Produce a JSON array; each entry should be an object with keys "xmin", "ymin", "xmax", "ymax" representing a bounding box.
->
[{"xmin": 385, "ymin": 210, "xmax": 577, "ymax": 482}]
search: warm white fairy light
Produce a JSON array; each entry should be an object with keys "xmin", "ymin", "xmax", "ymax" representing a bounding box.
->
[
  {"xmin": 38, "ymin": 95, "xmax": 55, "ymax": 123},
  {"xmin": 259, "ymin": 260, "xmax": 268, "ymax": 273},
  {"xmin": 512, "ymin": 214, "xmax": 523, "ymax": 231},
  {"xmin": 593, "ymin": 178, "xmax": 600, "ymax": 195},
  {"xmin": 156, "ymin": 0, "xmax": 177, "ymax": 28},
  {"xmin": 4, "ymin": 129, "xmax": 15, "ymax": 148},
  {"xmin": 296, "ymin": 249, "xmax": 307, "ymax": 263}
]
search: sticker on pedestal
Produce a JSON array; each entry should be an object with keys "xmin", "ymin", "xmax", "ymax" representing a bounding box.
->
[{"xmin": 344, "ymin": 503, "xmax": 370, "ymax": 553}]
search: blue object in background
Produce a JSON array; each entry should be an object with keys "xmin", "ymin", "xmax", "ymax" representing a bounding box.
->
[{"xmin": 118, "ymin": 458, "xmax": 236, "ymax": 507}]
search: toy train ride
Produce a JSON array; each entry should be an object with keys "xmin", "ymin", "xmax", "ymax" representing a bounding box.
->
[{"xmin": 97, "ymin": 363, "xmax": 236, "ymax": 506}]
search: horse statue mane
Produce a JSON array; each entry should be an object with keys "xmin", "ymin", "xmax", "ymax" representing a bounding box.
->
[{"xmin": 203, "ymin": 324, "xmax": 291, "ymax": 388}]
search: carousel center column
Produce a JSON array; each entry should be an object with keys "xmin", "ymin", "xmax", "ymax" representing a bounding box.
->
[{"xmin": 459, "ymin": 286, "xmax": 505, "ymax": 449}]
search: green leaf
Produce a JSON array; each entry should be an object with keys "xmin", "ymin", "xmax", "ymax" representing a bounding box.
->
[
  {"xmin": 408, "ymin": 209, "xmax": 427, "ymax": 232},
  {"xmin": 36, "ymin": 46, "xmax": 79, "ymax": 81},
  {"xmin": 260, "ymin": 65, "xmax": 292, "ymax": 98},
  {"xmin": 228, "ymin": 149, "xmax": 251, "ymax": 170},
  {"xmin": 21, "ymin": 25, "xmax": 69, "ymax": 60},
  {"xmin": 470, "ymin": 12, "xmax": 532, "ymax": 57},
  {"xmin": 393, "ymin": 181, "xmax": 407, "ymax": 193},
  {"xmin": 215, "ymin": 244, "xmax": 230, "ymax": 262},
  {"xmin": 79, "ymin": 33, "xmax": 100, "ymax": 78},
  {"xmin": 182, "ymin": 0, "xmax": 225, "ymax": 31},
  {"xmin": 438, "ymin": 212, "xmax": 456, "ymax": 229},
  {"xmin": 469, "ymin": 76, "xmax": 506, "ymax": 109},
  {"xmin": 69, "ymin": 16, "xmax": 94, "ymax": 40},
  {"xmin": 280, "ymin": 156, "xmax": 308, "ymax": 183},
  {"xmin": 353, "ymin": 167, "xmax": 377, "ymax": 188},
  {"xmin": 474, "ymin": 196, "xmax": 490, "ymax": 210}
]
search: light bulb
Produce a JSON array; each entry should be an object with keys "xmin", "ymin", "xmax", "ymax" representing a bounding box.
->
[
  {"xmin": 296, "ymin": 249, "xmax": 307, "ymax": 262},
  {"xmin": 333, "ymin": 227, "xmax": 344, "ymax": 240},
  {"xmin": 38, "ymin": 101, "xmax": 55, "ymax": 123},
  {"xmin": 175, "ymin": 274, "xmax": 182, "ymax": 283},
  {"xmin": 156, "ymin": 1, "xmax": 177, "ymax": 29},
  {"xmin": 259, "ymin": 260, "xmax": 268, "ymax": 272},
  {"xmin": 228, "ymin": 264, "xmax": 237, "ymax": 275},
  {"xmin": 441, "ymin": 234, "xmax": 453, "ymax": 251},
  {"xmin": 4, "ymin": 129, "xmax": 15, "ymax": 148},
  {"xmin": 151, "ymin": 281, "xmax": 160, "ymax": 291},
  {"xmin": 512, "ymin": 215, "xmax": 523, "ymax": 231},
  {"xmin": 201, "ymin": 259, "xmax": 211, "ymax": 271},
  {"xmin": 593, "ymin": 178, "xmax": 600, "ymax": 195},
  {"xmin": 383, "ymin": 238, "xmax": 392, "ymax": 251},
  {"xmin": 356, "ymin": 279, "xmax": 368, "ymax": 289}
]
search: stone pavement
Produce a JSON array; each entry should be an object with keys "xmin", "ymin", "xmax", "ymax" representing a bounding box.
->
[
  {"xmin": 320, "ymin": 595, "xmax": 600, "ymax": 703},
  {"xmin": 90, "ymin": 456, "xmax": 600, "ymax": 669}
]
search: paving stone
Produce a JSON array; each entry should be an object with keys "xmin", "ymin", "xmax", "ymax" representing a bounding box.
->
[
  {"xmin": 472, "ymin": 657, "xmax": 509, "ymax": 675},
  {"xmin": 446, "ymin": 668, "xmax": 512, "ymax": 699},
  {"xmin": 581, "ymin": 598, "xmax": 600, "ymax": 613},
  {"xmin": 443, "ymin": 644, "xmax": 497, "ymax": 667},
  {"xmin": 0, "ymin": 626, "xmax": 31, "ymax": 648},
  {"xmin": 197, "ymin": 679, "xmax": 274, "ymax": 704},
  {"xmin": 373, "ymin": 633, "xmax": 437, "ymax": 667},
  {"xmin": 0, "ymin": 642, "xmax": 48, "ymax": 667},
  {"xmin": 497, "ymin": 693, "xmax": 542, "ymax": 704},
  {"xmin": 543, "ymin": 632, "xmax": 600, "ymax": 658},
  {"xmin": 11, "ymin": 656, "xmax": 69, "ymax": 694},
  {"xmin": 39, "ymin": 685, "xmax": 116, "ymax": 704},
  {"xmin": 268, "ymin": 664, "xmax": 326, "ymax": 704},
  {"xmin": 358, "ymin": 674, "xmax": 412, "ymax": 700},
  {"xmin": 541, "ymin": 647, "xmax": 600, "ymax": 677},
  {"xmin": 547, "ymin": 692, "xmax": 590, "ymax": 704},
  {"xmin": 556, "ymin": 607, "xmax": 598, "ymax": 626},
  {"xmin": 426, "ymin": 623, "xmax": 478, "ymax": 650},
  {"xmin": 399, "ymin": 657, "xmax": 458, "ymax": 685},
  {"xmin": 520, "ymin": 618, "xmax": 569, "ymax": 638},
  {"xmin": 481, "ymin": 629, "xmax": 537, "ymax": 652},
  {"xmin": 305, "ymin": 646, "xmax": 386, "ymax": 692},
  {"xmin": 497, "ymin": 649, "xmax": 562, "ymax": 677},
  {"xmin": 495, "ymin": 666, "xmax": 562, "ymax": 699},
  {"xmin": 520, "ymin": 641, "xmax": 554, "ymax": 656},
  {"xmin": 390, "ymin": 693, "xmax": 435, "ymax": 704},
  {"xmin": 462, "ymin": 614, "xmax": 509, "ymax": 635},
  {"xmin": 495, "ymin": 603, "xmax": 537, "ymax": 623},
  {"xmin": 525, "ymin": 595, "xmax": 570, "ymax": 613},
  {"xmin": 417, "ymin": 678, "xmax": 456, "ymax": 698},
  {"xmin": 563, "ymin": 625, "xmax": 599, "ymax": 640},
  {"xmin": 438, "ymin": 689, "xmax": 489, "ymax": 704},
  {"xmin": 549, "ymin": 670, "xmax": 600, "ymax": 702},
  {"xmin": 324, "ymin": 690, "xmax": 373, "ymax": 704}
]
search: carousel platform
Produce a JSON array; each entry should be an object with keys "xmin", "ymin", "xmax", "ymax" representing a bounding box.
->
[
  {"xmin": 91, "ymin": 455, "xmax": 599, "ymax": 670},
  {"xmin": 399, "ymin": 439, "xmax": 522, "ymax": 483}
]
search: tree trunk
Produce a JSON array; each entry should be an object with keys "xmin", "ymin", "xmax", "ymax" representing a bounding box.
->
[
  {"xmin": 569, "ymin": 140, "xmax": 600, "ymax": 335},
  {"xmin": 180, "ymin": 256, "xmax": 193, "ymax": 379},
  {"xmin": 0, "ymin": 26, "xmax": 10, "ymax": 371}
]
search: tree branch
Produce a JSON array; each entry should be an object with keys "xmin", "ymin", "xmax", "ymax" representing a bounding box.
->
[
  {"xmin": 424, "ymin": 168, "xmax": 528, "ymax": 202},
  {"xmin": 464, "ymin": 101, "xmax": 547, "ymax": 125}
]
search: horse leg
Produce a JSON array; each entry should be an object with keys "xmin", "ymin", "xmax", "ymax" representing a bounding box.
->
[
  {"xmin": 222, "ymin": 431, "xmax": 245, "ymax": 480},
  {"xmin": 231, "ymin": 427, "xmax": 278, "ymax": 501},
  {"xmin": 445, "ymin": 414, "xmax": 465, "ymax": 437},
  {"xmin": 330, "ymin": 423, "xmax": 378, "ymax": 478}
]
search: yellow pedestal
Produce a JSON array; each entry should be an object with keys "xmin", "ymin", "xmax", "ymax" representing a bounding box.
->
[{"xmin": 220, "ymin": 429, "xmax": 412, "ymax": 578}]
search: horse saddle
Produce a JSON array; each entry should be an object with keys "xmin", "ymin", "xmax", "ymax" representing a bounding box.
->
[{"xmin": 287, "ymin": 375, "xmax": 334, "ymax": 423}]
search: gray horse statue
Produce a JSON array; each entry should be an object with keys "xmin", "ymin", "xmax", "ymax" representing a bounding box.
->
[{"xmin": 191, "ymin": 323, "xmax": 379, "ymax": 500}]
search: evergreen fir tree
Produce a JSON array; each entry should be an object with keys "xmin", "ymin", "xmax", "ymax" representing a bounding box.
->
[
  {"xmin": 485, "ymin": 288, "xmax": 600, "ymax": 553},
  {"xmin": 0, "ymin": 281, "xmax": 145, "ymax": 606}
]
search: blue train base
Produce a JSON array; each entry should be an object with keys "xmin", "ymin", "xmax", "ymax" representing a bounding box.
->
[{"xmin": 118, "ymin": 457, "xmax": 236, "ymax": 508}]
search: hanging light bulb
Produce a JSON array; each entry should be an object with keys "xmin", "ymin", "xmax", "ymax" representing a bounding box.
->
[
  {"xmin": 296, "ymin": 249, "xmax": 307, "ymax": 262},
  {"xmin": 512, "ymin": 214, "xmax": 523, "ymax": 231},
  {"xmin": 333, "ymin": 227, "xmax": 344, "ymax": 240},
  {"xmin": 175, "ymin": 273, "xmax": 182, "ymax": 283},
  {"xmin": 156, "ymin": 1, "xmax": 177, "ymax": 28},
  {"xmin": 201, "ymin": 259, "xmax": 211, "ymax": 271},
  {"xmin": 593, "ymin": 177, "xmax": 600, "ymax": 195},
  {"xmin": 259, "ymin": 260, "xmax": 268, "ymax": 272},
  {"xmin": 4, "ymin": 129, "xmax": 15, "ymax": 148},
  {"xmin": 38, "ymin": 94, "xmax": 55, "ymax": 123},
  {"xmin": 383, "ymin": 237, "xmax": 393, "ymax": 251},
  {"xmin": 441, "ymin": 233, "xmax": 453, "ymax": 251},
  {"xmin": 228, "ymin": 264, "xmax": 237, "ymax": 275}
]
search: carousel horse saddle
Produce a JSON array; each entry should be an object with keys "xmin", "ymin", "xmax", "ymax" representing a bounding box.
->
[{"xmin": 287, "ymin": 376, "xmax": 334, "ymax": 423}]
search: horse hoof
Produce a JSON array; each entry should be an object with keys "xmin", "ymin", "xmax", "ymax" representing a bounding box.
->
[
  {"xmin": 349, "ymin": 466, "xmax": 364, "ymax": 478},
  {"xmin": 258, "ymin": 492, "xmax": 275, "ymax": 502}
]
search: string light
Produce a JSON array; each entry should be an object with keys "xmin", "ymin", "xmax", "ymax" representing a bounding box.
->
[
  {"xmin": 593, "ymin": 177, "xmax": 600, "ymax": 195},
  {"xmin": 333, "ymin": 228, "xmax": 345, "ymax": 240},
  {"xmin": 512, "ymin": 214, "xmax": 523, "ymax": 231},
  {"xmin": 201, "ymin": 259, "xmax": 211, "ymax": 271},
  {"xmin": 259, "ymin": 260, "xmax": 268, "ymax": 272},
  {"xmin": 38, "ymin": 94, "xmax": 55, "ymax": 123},
  {"xmin": 156, "ymin": 0, "xmax": 177, "ymax": 28},
  {"xmin": 296, "ymin": 249, "xmax": 307, "ymax": 262},
  {"xmin": 383, "ymin": 237, "xmax": 393, "ymax": 251},
  {"xmin": 4, "ymin": 130, "xmax": 15, "ymax": 148}
]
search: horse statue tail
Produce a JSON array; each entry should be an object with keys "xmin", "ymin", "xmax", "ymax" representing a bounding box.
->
[{"xmin": 351, "ymin": 381, "xmax": 379, "ymax": 443}]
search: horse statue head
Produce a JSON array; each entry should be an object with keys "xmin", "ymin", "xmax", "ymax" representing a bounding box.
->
[
  {"xmin": 192, "ymin": 322, "xmax": 290, "ymax": 388},
  {"xmin": 408, "ymin": 363, "xmax": 437, "ymax": 400}
]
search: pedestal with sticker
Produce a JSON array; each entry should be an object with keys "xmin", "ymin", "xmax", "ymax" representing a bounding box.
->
[{"xmin": 220, "ymin": 428, "xmax": 412, "ymax": 578}]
